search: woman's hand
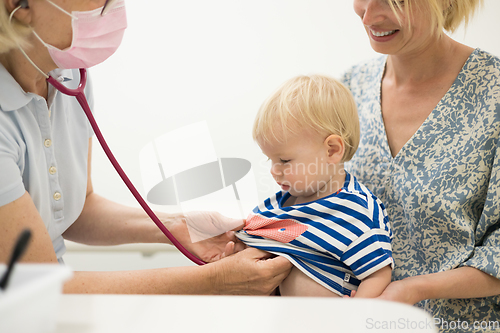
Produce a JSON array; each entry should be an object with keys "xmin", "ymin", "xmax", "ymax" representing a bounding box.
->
[
  {"xmin": 208, "ymin": 247, "xmax": 293, "ymax": 295},
  {"xmin": 344, "ymin": 278, "xmax": 422, "ymax": 303},
  {"xmin": 169, "ymin": 211, "xmax": 247, "ymax": 263},
  {"xmin": 377, "ymin": 278, "xmax": 424, "ymax": 305},
  {"xmin": 376, "ymin": 268, "xmax": 500, "ymax": 304}
]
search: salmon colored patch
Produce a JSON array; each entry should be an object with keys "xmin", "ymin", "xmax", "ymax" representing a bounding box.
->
[{"xmin": 244, "ymin": 214, "xmax": 308, "ymax": 243}]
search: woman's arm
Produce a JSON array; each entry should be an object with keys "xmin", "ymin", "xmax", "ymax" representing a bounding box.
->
[
  {"xmin": 62, "ymin": 139, "xmax": 180, "ymax": 246},
  {"xmin": 0, "ymin": 191, "xmax": 59, "ymax": 264},
  {"xmin": 63, "ymin": 247, "xmax": 290, "ymax": 295},
  {"xmin": 63, "ymin": 191, "xmax": 172, "ymax": 245},
  {"xmin": 379, "ymin": 267, "xmax": 500, "ymax": 305},
  {"xmin": 0, "ymin": 140, "xmax": 292, "ymax": 294},
  {"xmin": 63, "ymin": 140, "xmax": 244, "ymax": 262},
  {"xmin": 0, "ymin": 191, "xmax": 291, "ymax": 295}
]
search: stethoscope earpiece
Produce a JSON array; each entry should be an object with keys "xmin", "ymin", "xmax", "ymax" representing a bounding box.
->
[{"xmin": 18, "ymin": 0, "xmax": 28, "ymax": 8}]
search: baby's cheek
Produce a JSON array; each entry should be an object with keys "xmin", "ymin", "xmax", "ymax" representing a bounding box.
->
[{"xmin": 283, "ymin": 166, "xmax": 293, "ymax": 176}]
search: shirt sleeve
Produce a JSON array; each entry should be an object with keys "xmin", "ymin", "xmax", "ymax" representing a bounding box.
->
[
  {"xmin": 340, "ymin": 227, "xmax": 393, "ymax": 280},
  {"xmin": 0, "ymin": 127, "xmax": 25, "ymax": 207},
  {"xmin": 460, "ymin": 130, "xmax": 500, "ymax": 282},
  {"xmin": 339, "ymin": 67, "xmax": 353, "ymax": 91}
]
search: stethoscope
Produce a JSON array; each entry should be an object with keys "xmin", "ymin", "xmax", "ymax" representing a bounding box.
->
[
  {"xmin": 47, "ymin": 69, "xmax": 206, "ymax": 266},
  {"xmin": 8, "ymin": 3, "xmax": 204, "ymax": 266}
]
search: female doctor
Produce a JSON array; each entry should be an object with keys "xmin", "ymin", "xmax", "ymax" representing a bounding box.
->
[{"xmin": 0, "ymin": 0, "xmax": 291, "ymax": 294}]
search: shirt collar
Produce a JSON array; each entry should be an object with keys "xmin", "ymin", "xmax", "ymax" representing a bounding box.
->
[{"xmin": 0, "ymin": 63, "xmax": 74, "ymax": 112}]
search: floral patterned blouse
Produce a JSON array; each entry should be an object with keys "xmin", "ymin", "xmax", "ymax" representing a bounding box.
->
[{"xmin": 341, "ymin": 48, "xmax": 500, "ymax": 331}]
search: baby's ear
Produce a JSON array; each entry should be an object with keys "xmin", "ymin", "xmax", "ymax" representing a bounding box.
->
[{"xmin": 324, "ymin": 134, "xmax": 345, "ymax": 164}]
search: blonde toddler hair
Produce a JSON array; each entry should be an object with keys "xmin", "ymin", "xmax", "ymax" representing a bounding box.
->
[
  {"xmin": 253, "ymin": 75, "xmax": 360, "ymax": 162},
  {"xmin": 389, "ymin": 0, "xmax": 483, "ymax": 35}
]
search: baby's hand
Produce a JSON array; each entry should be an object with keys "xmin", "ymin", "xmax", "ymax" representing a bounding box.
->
[{"xmin": 343, "ymin": 290, "xmax": 357, "ymax": 298}]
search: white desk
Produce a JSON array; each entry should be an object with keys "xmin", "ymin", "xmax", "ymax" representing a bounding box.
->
[{"xmin": 56, "ymin": 295, "xmax": 438, "ymax": 333}]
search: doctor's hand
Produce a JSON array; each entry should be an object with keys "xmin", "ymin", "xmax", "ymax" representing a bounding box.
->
[
  {"xmin": 209, "ymin": 247, "xmax": 293, "ymax": 295},
  {"xmin": 170, "ymin": 211, "xmax": 247, "ymax": 263}
]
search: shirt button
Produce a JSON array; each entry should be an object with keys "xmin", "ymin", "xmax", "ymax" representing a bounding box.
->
[
  {"xmin": 49, "ymin": 166, "xmax": 57, "ymax": 175},
  {"xmin": 44, "ymin": 139, "xmax": 52, "ymax": 148},
  {"xmin": 53, "ymin": 192, "xmax": 62, "ymax": 201}
]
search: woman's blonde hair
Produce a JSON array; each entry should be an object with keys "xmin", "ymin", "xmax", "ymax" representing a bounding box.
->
[
  {"xmin": 0, "ymin": 3, "xmax": 32, "ymax": 54},
  {"xmin": 388, "ymin": 0, "xmax": 483, "ymax": 35},
  {"xmin": 253, "ymin": 75, "xmax": 360, "ymax": 162}
]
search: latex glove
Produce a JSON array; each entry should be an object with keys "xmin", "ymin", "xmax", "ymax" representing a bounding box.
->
[{"xmin": 174, "ymin": 211, "xmax": 247, "ymax": 263}]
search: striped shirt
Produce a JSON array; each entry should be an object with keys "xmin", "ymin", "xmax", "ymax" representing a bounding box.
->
[{"xmin": 236, "ymin": 172, "xmax": 393, "ymax": 296}]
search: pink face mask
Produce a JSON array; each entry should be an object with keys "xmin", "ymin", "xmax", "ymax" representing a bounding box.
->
[{"xmin": 34, "ymin": 0, "xmax": 127, "ymax": 69}]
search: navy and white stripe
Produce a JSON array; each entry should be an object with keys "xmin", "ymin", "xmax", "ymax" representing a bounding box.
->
[{"xmin": 236, "ymin": 172, "xmax": 393, "ymax": 296}]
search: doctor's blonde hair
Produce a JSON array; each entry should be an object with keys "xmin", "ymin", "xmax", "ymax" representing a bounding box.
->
[
  {"xmin": 388, "ymin": 0, "xmax": 484, "ymax": 35},
  {"xmin": 253, "ymin": 75, "xmax": 360, "ymax": 163},
  {"xmin": 0, "ymin": 3, "xmax": 32, "ymax": 53}
]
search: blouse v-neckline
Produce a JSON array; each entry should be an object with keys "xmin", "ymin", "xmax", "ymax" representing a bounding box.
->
[{"xmin": 375, "ymin": 48, "xmax": 479, "ymax": 162}]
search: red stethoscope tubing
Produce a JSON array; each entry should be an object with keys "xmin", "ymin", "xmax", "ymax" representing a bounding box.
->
[{"xmin": 47, "ymin": 68, "xmax": 206, "ymax": 266}]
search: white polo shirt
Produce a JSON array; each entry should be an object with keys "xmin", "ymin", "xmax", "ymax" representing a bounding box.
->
[{"xmin": 0, "ymin": 64, "xmax": 93, "ymax": 260}]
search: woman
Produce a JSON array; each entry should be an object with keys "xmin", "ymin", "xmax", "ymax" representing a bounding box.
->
[
  {"xmin": 343, "ymin": 0, "xmax": 500, "ymax": 328},
  {"xmin": 0, "ymin": 0, "xmax": 291, "ymax": 294}
]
